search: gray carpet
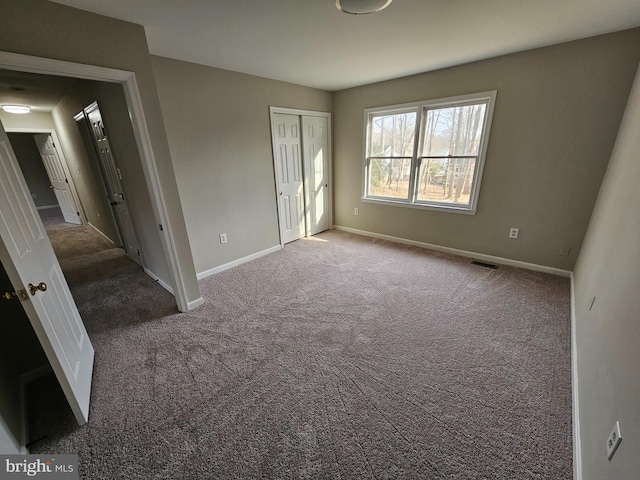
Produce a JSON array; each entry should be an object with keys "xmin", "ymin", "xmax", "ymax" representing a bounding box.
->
[{"xmin": 29, "ymin": 208, "xmax": 573, "ymax": 479}]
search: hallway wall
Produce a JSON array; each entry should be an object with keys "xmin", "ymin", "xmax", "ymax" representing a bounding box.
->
[{"xmin": 7, "ymin": 133, "xmax": 58, "ymax": 208}]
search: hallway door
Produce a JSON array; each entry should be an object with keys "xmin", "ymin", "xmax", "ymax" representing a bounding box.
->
[
  {"xmin": 0, "ymin": 119, "xmax": 94, "ymax": 425},
  {"xmin": 33, "ymin": 133, "xmax": 82, "ymax": 225},
  {"xmin": 82, "ymin": 102, "xmax": 143, "ymax": 267}
]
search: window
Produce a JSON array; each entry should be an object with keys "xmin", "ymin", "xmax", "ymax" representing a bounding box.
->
[{"xmin": 363, "ymin": 91, "xmax": 496, "ymax": 214}]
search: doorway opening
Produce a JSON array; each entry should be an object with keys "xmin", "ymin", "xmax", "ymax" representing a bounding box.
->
[{"xmin": 0, "ymin": 50, "xmax": 199, "ymax": 313}]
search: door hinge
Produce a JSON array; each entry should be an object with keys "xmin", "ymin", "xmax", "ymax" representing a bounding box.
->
[
  {"xmin": 65, "ymin": 178, "xmax": 69, "ymax": 184},
  {"xmin": 159, "ymin": 224, "xmax": 164, "ymax": 231}
]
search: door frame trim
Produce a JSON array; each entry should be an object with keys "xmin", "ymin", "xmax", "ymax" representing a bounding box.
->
[
  {"xmin": 0, "ymin": 51, "xmax": 192, "ymax": 312},
  {"xmin": 269, "ymin": 106, "xmax": 332, "ymax": 246},
  {"xmin": 6, "ymin": 128, "xmax": 87, "ymax": 226}
]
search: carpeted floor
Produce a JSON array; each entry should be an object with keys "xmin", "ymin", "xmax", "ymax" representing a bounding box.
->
[{"xmin": 29, "ymin": 208, "xmax": 573, "ymax": 479}]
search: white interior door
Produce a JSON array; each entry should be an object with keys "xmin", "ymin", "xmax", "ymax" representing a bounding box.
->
[
  {"xmin": 83, "ymin": 102, "xmax": 143, "ymax": 267},
  {"xmin": 301, "ymin": 116, "xmax": 330, "ymax": 235},
  {"xmin": 0, "ymin": 120, "xmax": 94, "ymax": 425},
  {"xmin": 273, "ymin": 113, "xmax": 305, "ymax": 244},
  {"xmin": 33, "ymin": 133, "xmax": 82, "ymax": 225}
]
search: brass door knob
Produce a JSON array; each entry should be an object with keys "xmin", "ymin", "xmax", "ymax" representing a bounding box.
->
[
  {"xmin": 4, "ymin": 289, "xmax": 29, "ymax": 301},
  {"xmin": 29, "ymin": 282, "xmax": 47, "ymax": 296},
  {"xmin": 279, "ymin": 192, "xmax": 283, "ymax": 195}
]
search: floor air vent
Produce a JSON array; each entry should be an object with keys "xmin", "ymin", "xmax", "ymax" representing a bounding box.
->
[{"xmin": 471, "ymin": 260, "xmax": 498, "ymax": 269}]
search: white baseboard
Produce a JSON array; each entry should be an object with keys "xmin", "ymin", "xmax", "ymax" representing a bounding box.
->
[
  {"xmin": 197, "ymin": 245, "xmax": 282, "ymax": 280},
  {"xmin": 36, "ymin": 204, "xmax": 59, "ymax": 210},
  {"xmin": 187, "ymin": 297, "xmax": 205, "ymax": 311},
  {"xmin": 143, "ymin": 268, "xmax": 175, "ymax": 295},
  {"xmin": 570, "ymin": 274, "xmax": 582, "ymax": 480},
  {"xmin": 333, "ymin": 225, "xmax": 572, "ymax": 277},
  {"xmin": 88, "ymin": 222, "xmax": 115, "ymax": 245},
  {"xmin": 20, "ymin": 364, "xmax": 53, "ymax": 452}
]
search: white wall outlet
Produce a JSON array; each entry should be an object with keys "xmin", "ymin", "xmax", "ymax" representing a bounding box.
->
[
  {"xmin": 606, "ymin": 421, "xmax": 622, "ymax": 461},
  {"xmin": 219, "ymin": 233, "xmax": 227, "ymax": 244},
  {"xmin": 559, "ymin": 245, "xmax": 571, "ymax": 257},
  {"xmin": 509, "ymin": 227, "xmax": 519, "ymax": 239},
  {"xmin": 31, "ymin": 193, "xmax": 37, "ymax": 199},
  {"xmin": 354, "ymin": 207, "xmax": 359, "ymax": 216}
]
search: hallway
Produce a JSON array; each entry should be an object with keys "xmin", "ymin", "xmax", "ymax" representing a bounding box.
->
[{"xmin": 26, "ymin": 208, "xmax": 177, "ymax": 450}]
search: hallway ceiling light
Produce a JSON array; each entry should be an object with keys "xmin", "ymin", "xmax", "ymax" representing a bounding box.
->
[
  {"xmin": 336, "ymin": 0, "xmax": 393, "ymax": 15},
  {"xmin": 2, "ymin": 104, "xmax": 31, "ymax": 114}
]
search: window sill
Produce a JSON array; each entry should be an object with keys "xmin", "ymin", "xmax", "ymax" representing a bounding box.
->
[{"xmin": 361, "ymin": 197, "xmax": 477, "ymax": 215}]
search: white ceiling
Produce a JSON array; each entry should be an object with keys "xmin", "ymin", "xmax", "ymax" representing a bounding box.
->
[
  {"xmin": 49, "ymin": 0, "xmax": 640, "ymax": 91},
  {"xmin": 0, "ymin": 69, "xmax": 79, "ymax": 112}
]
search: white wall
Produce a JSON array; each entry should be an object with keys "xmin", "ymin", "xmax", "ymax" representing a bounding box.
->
[{"xmin": 573, "ymin": 63, "xmax": 640, "ymax": 479}]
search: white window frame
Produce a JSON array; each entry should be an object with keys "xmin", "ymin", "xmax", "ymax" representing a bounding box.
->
[{"xmin": 362, "ymin": 91, "xmax": 497, "ymax": 215}]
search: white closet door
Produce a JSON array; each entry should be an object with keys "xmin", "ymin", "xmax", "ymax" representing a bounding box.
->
[
  {"xmin": 302, "ymin": 116, "xmax": 329, "ymax": 235},
  {"xmin": 273, "ymin": 113, "xmax": 305, "ymax": 244}
]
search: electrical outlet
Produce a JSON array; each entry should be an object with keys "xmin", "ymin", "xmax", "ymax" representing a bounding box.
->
[
  {"xmin": 559, "ymin": 245, "xmax": 571, "ymax": 257},
  {"xmin": 606, "ymin": 421, "xmax": 622, "ymax": 461},
  {"xmin": 31, "ymin": 193, "xmax": 37, "ymax": 199},
  {"xmin": 219, "ymin": 233, "xmax": 227, "ymax": 244},
  {"xmin": 509, "ymin": 227, "xmax": 519, "ymax": 239},
  {"xmin": 354, "ymin": 207, "xmax": 359, "ymax": 216}
]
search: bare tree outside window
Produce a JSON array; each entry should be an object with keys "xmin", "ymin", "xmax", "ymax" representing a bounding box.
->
[
  {"xmin": 417, "ymin": 103, "xmax": 486, "ymax": 205},
  {"xmin": 363, "ymin": 91, "xmax": 495, "ymax": 213},
  {"xmin": 368, "ymin": 111, "xmax": 416, "ymax": 199}
]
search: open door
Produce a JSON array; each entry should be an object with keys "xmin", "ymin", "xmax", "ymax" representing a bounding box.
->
[
  {"xmin": 80, "ymin": 102, "xmax": 143, "ymax": 267},
  {"xmin": 0, "ymin": 120, "xmax": 94, "ymax": 425},
  {"xmin": 33, "ymin": 133, "xmax": 82, "ymax": 225}
]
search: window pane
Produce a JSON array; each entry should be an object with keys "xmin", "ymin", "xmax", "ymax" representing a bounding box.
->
[
  {"xmin": 422, "ymin": 103, "xmax": 486, "ymax": 156},
  {"xmin": 370, "ymin": 111, "xmax": 416, "ymax": 157},
  {"xmin": 368, "ymin": 158, "xmax": 412, "ymax": 199},
  {"xmin": 416, "ymin": 157, "xmax": 477, "ymax": 205}
]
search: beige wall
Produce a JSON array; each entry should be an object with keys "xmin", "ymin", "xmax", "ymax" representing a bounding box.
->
[
  {"xmin": 332, "ymin": 29, "xmax": 640, "ymax": 270},
  {"xmin": 78, "ymin": 81, "xmax": 171, "ymax": 282},
  {"xmin": 0, "ymin": 111, "xmax": 55, "ymax": 131},
  {"xmin": 573, "ymin": 64, "xmax": 640, "ymax": 479},
  {"xmin": 0, "ymin": 0, "xmax": 200, "ymax": 305},
  {"xmin": 8, "ymin": 132, "xmax": 58, "ymax": 208},
  {"xmin": 51, "ymin": 87, "xmax": 120, "ymax": 243},
  {"xmin": 151, "ymin": 56, "xmax": 333, "ymax": 274}
]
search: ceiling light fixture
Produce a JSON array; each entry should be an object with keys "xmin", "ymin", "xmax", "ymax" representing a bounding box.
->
[
  {"xmin": 336, "ymin": 0, "xmax": 393, "ymax": 15},
  {"xmin": 1, "ymin": 105, "xmax": 31, "ymax": 114}
]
